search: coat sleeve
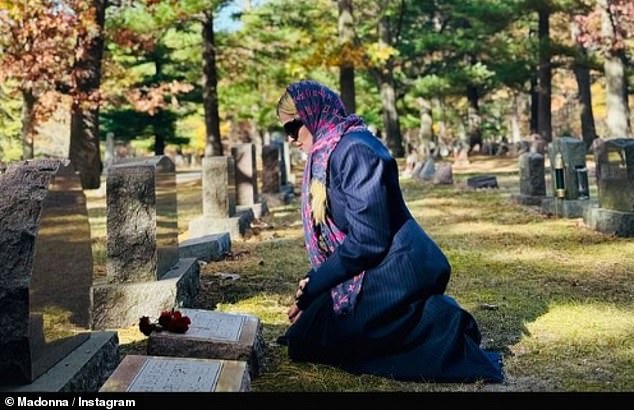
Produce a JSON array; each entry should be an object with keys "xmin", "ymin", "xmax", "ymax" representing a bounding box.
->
[{"xmin": 297, "ymin": 141, "xmax": 392, "ymax": 310}]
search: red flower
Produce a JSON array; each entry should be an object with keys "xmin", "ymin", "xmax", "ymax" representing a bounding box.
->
[
  {"xmin": 167, "ymin": 315, "xmax": 191, "ymax": 333},
  {"xmin": 139, "ymin": 316, "xmax": 156, "ymax": 336},
  {"xmin": 158, "ymin": 310, "xmax": 173, "ymax": 327},
  {"xmin": 140, "ymin": 310, "xmax": 191, "ymax": 335}
]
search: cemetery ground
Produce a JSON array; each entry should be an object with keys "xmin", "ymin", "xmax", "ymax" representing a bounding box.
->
[{"xmin": 85, "ymin": 156, "xmax": 634, "ymax": 392}]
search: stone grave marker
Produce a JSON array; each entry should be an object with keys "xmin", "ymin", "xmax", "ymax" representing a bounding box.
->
[
  {"xmin": 231, "ymin": 143, "xmax": 268, "ymax": 219},
  {"xmin": 91, "ymin": 156, "xmax": 199, "ymax": 329},
  {"xmin": 106, "ymin": 156, "xmax": 178, "ymax": 283},
  {"xmin": 0, "ymin": 159, "xmax": 118, "ymax": 390},
  {"xmin": 594, "ymin": 138, "xmax": 634, "ymax": 212},
  {"xmin": 433, "ymin": 163, "xmax": 454, "ymax": 185},
  {"xmin": 547, "ymin": 136, "xmax": 587, "ymax": 200},
  {"xmin": 583, "ymin": 138, "xmax": 634, "ymax": 237},
  {"xmin": 512, "ymin": 152, "xmax": 546, "ymax": 206},
  {"xmin": 100, "ymin": 355, "xmax": 250, "ymax": 392},
  {"xmin": 261, "ymin": 144, "xmax": 292, "ymax": 207},
  {"xmin": 147, "ymin": 309, "xmax": 264, "ymax": 377},
  {"xmin": 541, "ymin": 136, "xmax": 594, "ymax": 218},
  {"xmin": 188, "ymin": 156, "xmax": 251, "ymax": 240},
  {"xmin": 467, "ymin": 175, "xmax": 498, "ymax": 189}
]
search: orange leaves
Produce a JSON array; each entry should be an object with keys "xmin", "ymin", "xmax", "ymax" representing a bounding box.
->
[{"xmin": 110, "ymin": 28, "xmax": 157, "ymax": 52}]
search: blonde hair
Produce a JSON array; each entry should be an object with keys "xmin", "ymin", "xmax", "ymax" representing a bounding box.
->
[
  {"xmin": 277, "ymin": 88, "xmax": 328, "ymax": 224},
  {"xmin": 276, "ymin": 90, "xmax": 298, "ymax": 118}
]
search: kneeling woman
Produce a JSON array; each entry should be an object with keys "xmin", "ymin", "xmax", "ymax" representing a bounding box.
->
[{"xmin": 277, "ymin": 80, "xmax": 503, "ymax": 383}]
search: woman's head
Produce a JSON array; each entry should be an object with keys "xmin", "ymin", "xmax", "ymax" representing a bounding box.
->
[
  {"xmin": 276, "ymin": 80, "xmax": 348, "ymax": 154},
  {"xmin": 277, "ymin": 89, "xmax": 313, "ymax": 154}
]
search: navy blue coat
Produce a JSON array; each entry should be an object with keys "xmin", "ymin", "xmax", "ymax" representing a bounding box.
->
[{"xmin": 287, "ymin": 130, "xmax": 503, "ymax": 383}]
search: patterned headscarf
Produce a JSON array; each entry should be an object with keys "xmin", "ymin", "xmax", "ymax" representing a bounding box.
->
[{"xmin": 286, "ymin": 80, "xmax": 367, "ymax": 315}]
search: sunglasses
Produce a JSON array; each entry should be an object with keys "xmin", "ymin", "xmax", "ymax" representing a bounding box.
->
[{"xmin": 283, "ymin": 118, "xmax": 304, "ymax": 141}]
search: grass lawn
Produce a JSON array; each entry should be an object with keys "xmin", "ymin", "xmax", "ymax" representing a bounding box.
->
[{"xmin": 85, "ymin": 156, "xmax": 634, "ymax": 392}]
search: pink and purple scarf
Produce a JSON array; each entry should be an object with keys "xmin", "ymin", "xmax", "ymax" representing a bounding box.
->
[{"xmin": 287, "ymin": 80, "xmax": 367, "ymax": 315}]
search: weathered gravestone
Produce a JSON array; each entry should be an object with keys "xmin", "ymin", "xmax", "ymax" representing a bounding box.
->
[
  {"xmin": 512, "ymin": 152, "xmax": 546, "ymax": 206},
  {"xmin": 275, "ymin": 141, "xmax": 295, "ymax": 196},
  {"xmin": 433, "ymin": 163, "xmax": 454, "ymax": 185},
  {"xmin": 541, "ymin": 136, "xmax": 594, "ymax": 218},
  {"xmin": 467, "ymin": 175, "xmax": 498, "ymax": 189},
  {"xmin": 188, "ymin": 156, "xmax": 251, "ymax": 240},
  {"xmin": 231, "ymin": 143, "xmax": 268, "ymax": 219},
  {"xmin": 100, "ymin": 355, "xmax": 250, "ymax": 392},
  {"xmin": 147, "ymin": 309, "xmax": 265, "ymax": 378},
  {"xmin": 583, "ymin": 138, "xmax": 634, "ymax": 237},
  {"xmin": 0, "ymin": 159, "xmax": 118, "ymax": 391},
  {"xmin": 261, "ymin": 145, "xmax": 280, "ymax": 194},
  {"xmin": 179, "ymin": 233, "xmax": 231, "ymax": 263},
  {"xmin": 261, "ymin": 144, "xmax": 292, "ymax": 207},
  {"xmin": 91, "ymin": 156, "xmax": 200, "ymax": 329},
  {"xmin": 415, "ymin": 158, "xmax": 436, "ymax": 182}
]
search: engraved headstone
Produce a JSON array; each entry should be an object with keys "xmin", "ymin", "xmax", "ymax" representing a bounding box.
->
[
  {"xmin": 416, "ymin": 158, "xmax": 436, "ymax": 182},
  {"xmin": 433, "ymin": 163, "xmax": 453, "ymax": 185},
  {"xmin": 519, "ymin": 152, "xmax": 546, "ymax": 197},
  {"xmin": 594, "ymin": 138, "xmax": 634, "ymax": 212},
  {"xmin": 100, "ymin": 355, "xmax": 250, "ymax": 392},
  {"xmin": 275, "ymin": 141, "xmax": 294, "ymax": 186},
  {"xmin": 227, "ymin": 156, "xmax": 237, "ymax": 217},
  {"xmin": 148, "ymin": 309, "xmax": 265, "ymax": 377},
  {"xmin": 262, "ymin": 145, "xmax": 280, "ymax": 194},
  {"xmin": 203, "ymin": 156, "xmax": 232, "ymax": 218},
  {"xmin": 92, "ymin": 156, "xmax": 199, "ymax": 329},
  {"xmin": 107, "ymin": 156, "xmax": 178, "ymax": 283},
  {"xmin": 0, "ymin": 160, "xmax": 117, "ymax": 387},
  {"xmin": 547, "ymin": 136, "xmax": 587, "ymax": 200},
  {"xmin": 188, "ymin": 156, "xmax": 251, "ymax": 240},
  {"xmin": 231, "ymin": 144, "xmax": 258, "ymax": 206}
]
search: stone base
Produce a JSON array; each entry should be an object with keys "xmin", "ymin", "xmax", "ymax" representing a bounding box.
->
[
  {"xmin": 147, "ymin": 309, "xmax": 265, "ymax": 378},
  {"xmin": 511, "ymin": 194, "xmax": 545, "ymax": 206},
  {"xmin": 261, "ymin": 191, "xmax": 293, "ymax": 208},
  {"xmin": 179, "ymin": 233, "xmax": 231, "ymax": 262},
  {"xmin": 188, "ymin": 213, "xmax": 251, "ymax": 240},
  {"xmin": 237, "ymin": 201, "xmax": 269, "ymax": 219},
  {"xmin": 583, "ymin": 207, "xmax": 634, "ymax": 237},
  {"xmin": 540, "ymin": 197, "xmax": 594, "ymax": 218},
  {"xmin": 99, "ymin": 355, "xmax": 250, "ymax": 392},
  {"xmin": 91, "ymin": 258, "xmax": 200, "ymax": 329},
  {"xmin": 1, "ymin": 332, "xmax": 119, "ymax": 392}
]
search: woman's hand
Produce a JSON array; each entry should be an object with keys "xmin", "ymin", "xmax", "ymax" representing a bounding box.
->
[
  {"xmin": 295, "ymin": 277, "xmax": 310, "ymax": 300},
  {"xmin": 288, "ymin": 277, "xmax": 310, "ymax": 323},
  {"xmin": 287, "ymin": 303, "xmax": 302, "ymax": 324}
]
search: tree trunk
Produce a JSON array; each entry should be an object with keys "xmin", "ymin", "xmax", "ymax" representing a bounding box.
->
[
  {"xmin": 338, "ymin": 0, "xmax": 356, "ymax": 114},
  {"xmin": 571, "ymin": 20, "xmax": 597, "ymax": 149},
  {"xmin": 21, "ymin": 87, "xmax": 35, "ymax": 160},
  {"xmin": 417, "ymin": 97, "xmax": 432, "ymax": 158},
  {"xmin": 511, "ymin": 92, "xmax": 521, "ymax": 144},
  {"xmin": 599, "ymin": 0, "xmax": 631, "ymax": 138},
  {"xmin": 153, "ymin": 111, "xmax": 166, "ymax": 155},
  {"xmin": 202, "ymin": 12, "xmax": 223, "ymax": 156},
  {"xmin": 530, "ymin": 75, "xmax": 539, "ymax": 134},
  {"xmin": 433, "ymin": 97, "xmax": 446, "ymax": 142},
  {"xmin": 537, "ymin": 6, "xmax": 552, "ymax": 142},
  {"xmin": 378, "ymin": 71, "xmax": 404, "ymax": 157},
  {"xmin": 466, "ymin": 84, "xmax": 482, "ymax": 151},
  {"xmin": 377, "ymin": 15, "xmax": 403, "ymax": 157},
  {"xmin": 69, "ymin": 0, "xmax": 107, "ymax": 189}
]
